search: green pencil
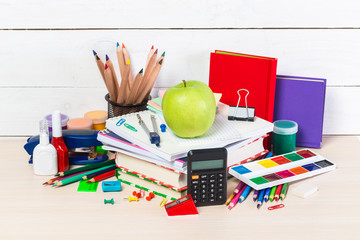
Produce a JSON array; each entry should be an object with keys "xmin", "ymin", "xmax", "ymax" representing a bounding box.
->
[
  {"xmin": 54, "ymin": 165, "xmax": 116, "ymax": 187},
  {"xmin": 269, "ymin": 186, "xmax": 277, "ymax": 202},
  {"xmin": 55, "ymin": 159, "xmax": 115, "ymax": 177},
  {"xmin": 280, "ymin": 183, "xmax": 289, "ymax": 200}
]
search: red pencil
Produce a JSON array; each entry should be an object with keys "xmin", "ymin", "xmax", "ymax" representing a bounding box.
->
[
  {"xmin": 274, "ymin": 184, "xmax": 283, "ymax": 201},
  {"xmin": 86, "ymin": 170, "xmax": 116, "ymax": 183}
]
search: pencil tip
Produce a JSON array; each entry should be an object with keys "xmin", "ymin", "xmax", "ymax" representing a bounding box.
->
[
  {"xmin": 151, "ymin": 45, "xmax": 154, "ymax": 50},
  {"xmin": 159, "ymin": 59, "xmax": 163, "ymax": 65},
  {"xmin": 126, "ymin": 59, "xmax": 130, "ymax": 65},
  {"xmin": 139, "ymin": 68, "xmax": 143, "ymax": 73},
  {"xmin": 117, "ymin": 42, "xmax": 120, "ymax": 47},
  {"xmin": 105, "ymin": 64, "xmax": 108, "ymax": 69},
  {"xmin": 122, "ymin": 43, "xmax": 125, "ymax": 48},
  {"xmin": 161, "ymin": 51, "xmax": 165, "ymax": 57},
  {"xmin": 95, "ymin": 55, "xmax": 100, "ymax": 61},
  {"xmin": 154, "ymin": 49, "xmax": 158, "ymax": 54},
  {"xmin": 106, "ymin": 54, "xmax": 109, "ymax": 61},
  {"xmin": 92, "ymin": 50, "xmax": 97, "ymax": 55}
]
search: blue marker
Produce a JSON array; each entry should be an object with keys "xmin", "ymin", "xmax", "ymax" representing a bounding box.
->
[
  {"xmin": 264, "ymin": 187, "xmax": 271, "ymax": 202},
  {"xmin": 257, "ymin": 189, "xmax": 265, "ymax": 209},
  {"xmin": 238, "ymin": 185, "xmax": 252, "ymax": 203}
]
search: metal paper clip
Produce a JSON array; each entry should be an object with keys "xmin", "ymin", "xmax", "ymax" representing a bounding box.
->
[{"xmin": 228, "ymin": 89, "xmax": 255, "ymax": 121}]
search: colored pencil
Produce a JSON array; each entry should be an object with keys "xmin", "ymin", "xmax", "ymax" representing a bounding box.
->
[
  {"xmin": 257, "ymin": 189, "xmax": 265, "ymax": 209},
  {"xmin": 122, "ymin": 43, "xmax": 134, "ymax": 86},
  {"xmin": 225, "ymin": 181, "xmax": 245, "ymax": 206},
  {"xmin": 265, "ymin": 152, "xmax": 273, "ymax": 159},
  {"xmin": 54, "ymin": 165, "xmax": 116, "ymax": 187},
  {"xmin": 125, "ymin": 68, "xmax": 144, "ymax": 104},
  {"xmin": 52, "ymin": 171, "xmax": 91, "ymax": 185},
  {"xmin": 56, "ymin": 159, "xmax": 115, "ymax": 177},
  {"xmin": 280, "ymin": 183, "xmax": 289, "ymax": 200},
  {"xmin": 137, "ymin": 56, "xmax": 163, "ymax": 103},
  {"xmin": 264, "ymin": 187, "xmax": 271, "ymax": 202},
  {"xmin": 82, "ymin": 165, "xmax": 118, "ymax": 180},
  {"xmin": 117, "ymin": 59, "xmax": 130, "ymax": 104},
  {"xmin": 104, "ymin": 64, "xmax": 118, "ymax": 102},
  {"xmin": 136, "ymin": 49, "xmax": 158, "ymax": 101},
  {"xmin": 124, "ymin": 59, "xmax": 132, "ymax": 100},
  {"xmin": 145, "ymin": 45, "xmax": 154, "ymax": 72},
  {"xmin": 253, "ymin": 190, "xmax": 259, "ymax": 201},
  {"xmin": 269, "ymin": 186, "xmax": 277, "ymax": 202},
  {"xmin": 228, "ymin": 184, "xmax": 247, "ymax": 210},
  {"xmin": 105, "ymin": 54, "xmax": 120, "ymax": 98},
  {"xmin": 275, "ymin": 184, "xmax": 283, "ymax": 201},
  {"xmin": 93, "ymin": 50, "xmax": 105, "ymax": 83},
  {"xmin": 238, "ymin": 185, "xmax": 252, "ymax": 203},
  {"xmin": 43, "ymin": 176, "xmax": 62, "ymax": 185},
  {"xmin": 87, "ymin": 170, "xmax": 116, "ymax": 183}
]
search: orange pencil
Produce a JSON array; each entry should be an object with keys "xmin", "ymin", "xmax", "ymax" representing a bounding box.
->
[
  {"xmin": 86, "ymin": 170, "xmax": 116, "ymax": 183},
  {"xmin": 126, "ymin": 68, "xmax": 144, "ymax": 104},
  {"xmin": 93, "ymin": 50, "xmax": 105, "ymax": 82}
]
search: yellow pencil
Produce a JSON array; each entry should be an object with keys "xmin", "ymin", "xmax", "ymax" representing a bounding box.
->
[{"xmin": 122, "ymin": 43, "xmax": 134, "ymax": 88}]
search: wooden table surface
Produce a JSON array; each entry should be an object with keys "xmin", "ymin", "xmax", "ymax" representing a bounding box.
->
[{"xmin": 1, "ymin": 136, "xmax": 360, "ymax": 240}]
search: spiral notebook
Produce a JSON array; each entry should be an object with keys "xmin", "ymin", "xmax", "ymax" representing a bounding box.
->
[{"xmin": 105, "ymin": 103, "xmax": 273, "ymax": 161}]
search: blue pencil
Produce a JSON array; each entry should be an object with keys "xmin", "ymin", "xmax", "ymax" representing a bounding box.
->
[
  {"xmin": 257, "ymin": 189, "xmax": 265, "ymax": 209},
  {"xmin": 264, "ymin": 187, "xmax": 271, "ymax": 202},
  {"xmin": 265, "ymin": 152, "xmax": 273, "ymax": 158},
  {"xmin": 239, "ymin": 186, "xmax": 252, "ymax": 203}
]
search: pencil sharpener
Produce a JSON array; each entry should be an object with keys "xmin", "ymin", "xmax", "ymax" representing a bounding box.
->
[{"xmin": 102, "ymin": 181, "xmax": 121, "ymax": 192}]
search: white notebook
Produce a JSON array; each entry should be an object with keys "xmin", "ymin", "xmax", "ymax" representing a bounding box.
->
[{"xmin": 105, "ymin": 102, "xmax": 273, "ymax": 161}]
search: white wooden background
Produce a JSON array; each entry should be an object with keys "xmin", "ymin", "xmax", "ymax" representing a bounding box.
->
[{"xmin": 1, "ymin": 0, "xmax": 359, "ymax": 136}]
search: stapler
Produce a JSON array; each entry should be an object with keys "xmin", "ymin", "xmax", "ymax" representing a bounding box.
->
[{"xmin": 24, "ymin": 129, "xmax": 108, "ymax": 165}]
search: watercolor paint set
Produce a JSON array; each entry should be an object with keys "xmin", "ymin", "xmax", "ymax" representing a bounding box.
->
[{"xmin": 229, "ymin": 149, "xmax": 336, "ymax": 190}]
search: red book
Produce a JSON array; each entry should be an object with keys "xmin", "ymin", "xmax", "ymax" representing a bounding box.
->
[{"xmin": 209, "ymin": 50, "xmax": 277, "ymax": 122}]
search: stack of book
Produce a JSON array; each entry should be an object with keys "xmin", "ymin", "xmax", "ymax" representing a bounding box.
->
[{"xmin": 97, "ymin": 100, "xmax": 273, "ymax": 200}]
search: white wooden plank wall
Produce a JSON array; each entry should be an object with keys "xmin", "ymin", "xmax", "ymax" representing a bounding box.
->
[{"xmin": 0, "ymin": 0, "xmax": 359, "ymax": 136}]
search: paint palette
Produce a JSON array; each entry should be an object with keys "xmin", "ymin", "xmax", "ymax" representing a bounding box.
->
[{"xmin": 229, "ymin": 149, "xmax": 336, "ymax": 190}]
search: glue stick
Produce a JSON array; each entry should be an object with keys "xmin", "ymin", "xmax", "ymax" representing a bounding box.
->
[
  {"xmin": 33, "ymin": 120, "xmax": 58, "ymax": 175},
  {"xmin": 51, "ymin": 110, "xmax": 69, "ymax": 172}
]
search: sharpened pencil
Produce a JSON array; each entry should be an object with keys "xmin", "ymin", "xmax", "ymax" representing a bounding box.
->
[
  {"xmin": 56, "ymin": 159, "xmax": 115, "ymax": 177},
  {"xmin": 269, "ymin": 186, "xmax": 277, "ymax": 202},
  {"xmin": 105, "ymin": 54, "xmax": 120, "ymax": 98},
  {"xmin": 280, "ymin": 183, "xmax": 289, "ymax": 200},
  {"xmin": 256, "ymin": 189, "xmax": 265, "ymax": 209},
  {"xmin": 122, "ymin": 43, "xmax": 134, "ymax": 86},
  {"xmin": 104, "ymin": 64, "xmax": 117, "ymax": 102},
  {"xmin": 82, "ymin": 165, "xmax": 118, "ymax": 180},
  {"xmin": 225, "ymin": 181, "xmax": 245, "ymax": 206},
  {"xmin": 126, "ymin": 68, "xmax": 144, "ymax": 104},
  {"xmin": 93, "ymin": 50, "xmax": 105, "ymax": 83},
  {"xmin": 253, "ymin": 190, "xmax": 259, "ymax": 201},
  {"xmin": 136, "ymin": 49, "xmax": 158, "ymax": 101},
  {"xmin": 264, "ymin": 187, "xmax": 271, "ymax": 202},
  {"xmin": 275, "ymin": 184, "xmax": 283, "ymax": 201}
]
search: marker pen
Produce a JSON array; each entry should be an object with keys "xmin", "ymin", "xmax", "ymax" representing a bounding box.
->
[{"xmin": 51, "ymin": 110, "xmax": 69, "ymax": 171}]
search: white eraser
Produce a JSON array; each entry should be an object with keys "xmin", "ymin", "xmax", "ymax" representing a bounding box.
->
[{"xmin": 291, "ymin": 183, "xmax": 318, "ymax": 198}]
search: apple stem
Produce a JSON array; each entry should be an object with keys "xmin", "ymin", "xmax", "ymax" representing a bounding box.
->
[{"xmin": 182, "ymin": 80, "xmax": 186, "ymax": 88}]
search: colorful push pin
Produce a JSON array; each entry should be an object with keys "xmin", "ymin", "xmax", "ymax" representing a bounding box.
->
[
  {"xmin": 132, "ymin": 191, "xmax": 141, "ymax": 198},
  {"xmin": 124, "ymin": 196, "xmax": 138, "ymax": 202},
  {"xmin": 104, "ymin": 198, "xmax": 114, "ymax": 205},
  {"xmin": 146, "ymin": 192, "xmax": 155, "ymax": 201},
  {"xmin": 160, "ymin": 124, "xmax": 166, "ymax": 132}
]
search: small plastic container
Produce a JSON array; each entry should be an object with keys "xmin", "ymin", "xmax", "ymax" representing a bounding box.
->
[
  {"xmin": 273, "ymin": 120, "xmax": 298, "ymax": 155},
  {"xmin": 45, "ymin": 113, "xmax": 69, "ymax": 132},
  {"xmin": 67, "ymin": 118, "xmax": 93, "ymax": 130},
  {"xmin": 84, "ymin": 110, "xmax": 108, "ymax": 130}
]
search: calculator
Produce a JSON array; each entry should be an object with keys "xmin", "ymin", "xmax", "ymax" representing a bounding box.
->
[{"xmin": 187, "ymin": 148, "xmax": 227, "ymax": 207}]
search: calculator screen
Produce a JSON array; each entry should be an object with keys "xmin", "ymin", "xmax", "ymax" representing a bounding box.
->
[{"xmin": 191, "ymin": 159, "xmax": 224, "ymax": 170}]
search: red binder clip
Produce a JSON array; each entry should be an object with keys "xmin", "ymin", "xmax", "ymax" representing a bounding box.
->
[{"xmin": 164, "ymin": 195, "xmax": 198, "ymax": 216}]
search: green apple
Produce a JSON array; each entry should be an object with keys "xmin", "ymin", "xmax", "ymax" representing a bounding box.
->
[{"xmin": 162, "ymin": 80, "xmax": 216, "ymax": 138}]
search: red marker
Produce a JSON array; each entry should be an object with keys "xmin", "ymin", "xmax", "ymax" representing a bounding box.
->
[{"xmin": 51, "ymin": 110, "xmax": 69, "ymax": 172}]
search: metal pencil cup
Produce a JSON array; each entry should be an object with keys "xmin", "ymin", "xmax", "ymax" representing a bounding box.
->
[{"xmin": 105, "ymin": 94, "xmax": 150, "ymax": 118}]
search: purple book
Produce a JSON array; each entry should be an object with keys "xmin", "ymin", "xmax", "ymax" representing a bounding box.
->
[{"xmin": 273, "ymin": 75, "xmax": 326, "ymax": 148}]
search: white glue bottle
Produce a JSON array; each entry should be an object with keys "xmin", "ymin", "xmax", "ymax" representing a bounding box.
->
[{"xmin": 33, "ymin": 119, "xmax": 58, "ymax": 175}]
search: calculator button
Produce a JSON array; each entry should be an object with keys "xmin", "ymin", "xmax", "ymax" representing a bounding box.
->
[
  {"xmin": 209, "ymin": 174, "xmax": 216, "ymax": 179},
  {"xmin": 192, "ymin": 175, "xmax": 199, "ymax": 180},
  {"xmin": 218, "ymin": 178, "xmax": 224, "ymax": 183},
  {"xmin": 218, "ymin": 188, "xmax": 224, "ymax": 193},
  {"xmin": 191, "ymin": 184, "xmax": 198, "ymax": 190},
  {"xmin": 191, "ymin": 180, "xmax": 199, "ymax": 185},
  {"xmin": 209, "ymin": 188, "xmax": 215, "ymax": 193},
  {"xmin": 217, "ymin": 194, "xmax": 224, "ymax": 201},
  {"xmin": 209, "ymin": 179, "xmax": 216, "ymax": 183},
  {"xmin": 209, "ymin": 198, "xmax": 215, "ymax": 202},
  {"xmin": 209, "ymin": 183, "xmax": 215, "ymax": 188},
  {"xmin": 217, "ymin": 173, "xmax": 224, "ymax": 178},
  {"xmin": 200, "ymin": 189, "xmax": 206, "ymax": 194},
  {"xmin": 192, "ymin": 194, "xmax": 198, "ymax": 199},
  {"xmin": 218, "ymin": 182, "xmax": 224, "ymax": 188},
  {"xmin": 191, "ymin": 189, "xmax": 198, "ymax": 195},
  {"xmin": 200, "ymin": 175, "xmax": 207, "ymax": 179},
  {"xmin": 193, "ymin": 199, "xmax": 198, "ymax": 204},
  {"xmin": 201, "ymin": 194, "xmax": 207, "ymax": 199},
  {"xmin": 209, "ymin": 193, "xmax": 215, "ymax": 198},
  {"xmin": 200, "ymin": 179, "xmax": 207, "ymax": 184},
  {"xmin": 200, "ymin": 184, "xmax": 207, "ymax": 189},
  {"xmin": 200, "ymin": 199, "xmax": 206, "ymax": 203}
]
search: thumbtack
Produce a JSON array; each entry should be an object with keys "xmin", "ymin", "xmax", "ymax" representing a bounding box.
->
[
  {"xmin": 104, "ymin": 198, "xmax": 114, "ymax": 205},
  {"xmin": 132, "ymin": 191, "xmax": 142, "ymax": 198},
  {"xmin": 146, "ymin": 192, "xmax": 155, "ymax": 201},
  {"xmin": 160, "ymin": 124, "xmax": 166, "ymax": 132},
  {"xmin": 124, "ymin": 196, "xmax": 138, "ymax": 202}
]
